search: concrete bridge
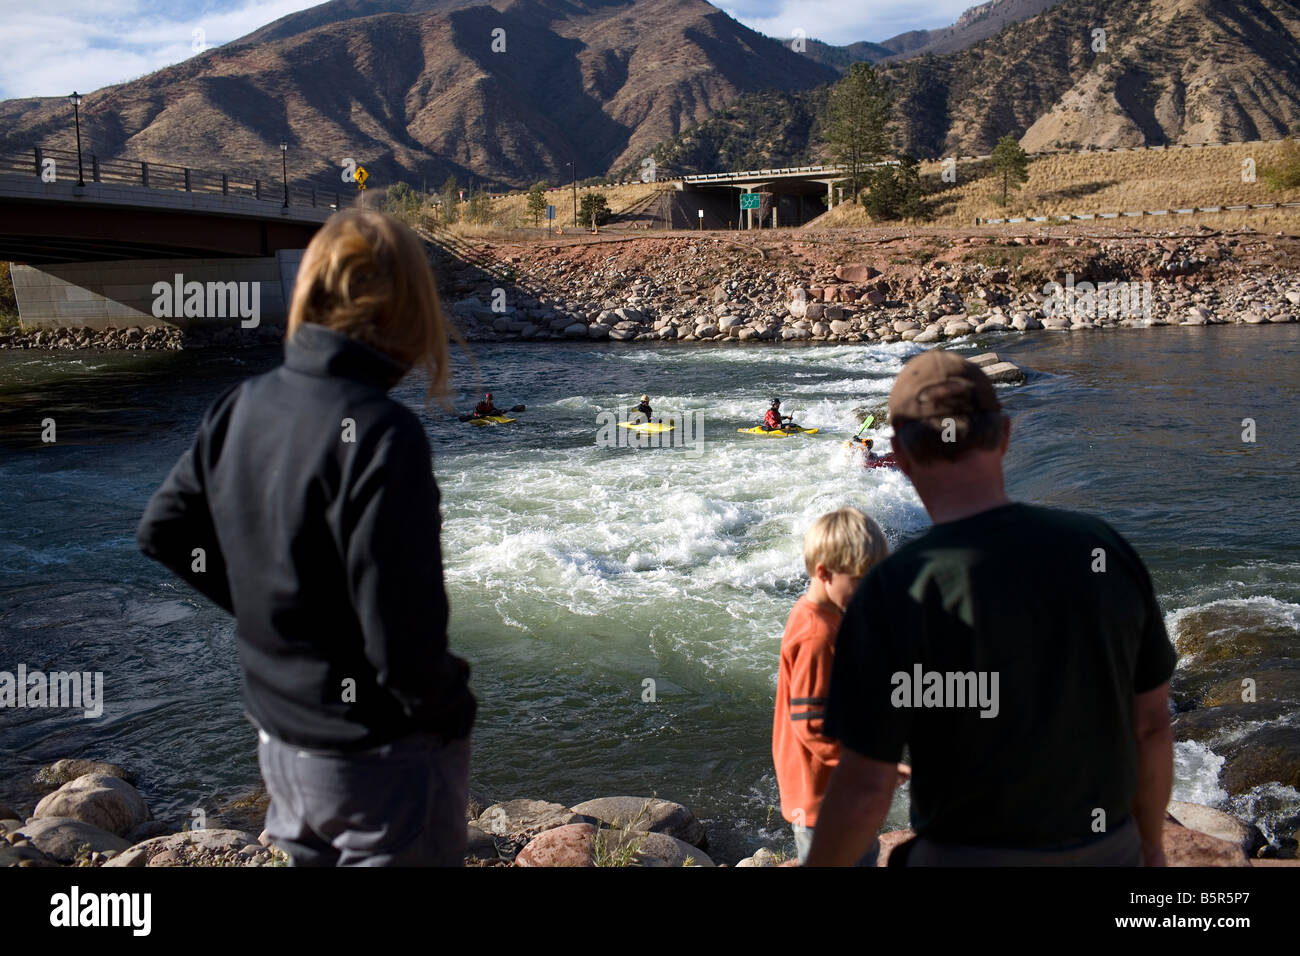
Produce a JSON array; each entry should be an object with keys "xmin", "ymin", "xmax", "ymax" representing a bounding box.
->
[
  {"xmin": 0, "ymin": 146, "xmax": 352, "ymax": 328},
  {"xmin": 671, "ymin": 162, "xmax": 893, "ymax": 229}
]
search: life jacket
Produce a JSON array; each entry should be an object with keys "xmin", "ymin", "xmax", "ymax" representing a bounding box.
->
[
  {"xmin": 475, "ymin": 401, "xmax": 495, "ymax": 416},
  {"xmin": 765, "ymin": 408, "xmax": 783, "ymax": 429}
]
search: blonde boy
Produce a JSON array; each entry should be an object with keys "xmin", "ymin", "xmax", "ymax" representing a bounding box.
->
[{"xmin": 773, "ymin": 507, "xmax": 890, "ymax": 865}]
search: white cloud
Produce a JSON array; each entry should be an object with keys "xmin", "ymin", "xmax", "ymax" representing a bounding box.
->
[
  {"xmin": 720, "ymin": 0, "xmax": 977, "ymax": 46},
  {"xmin": 0, "ymin": 0, "xmax": 983, "ymax": 99},
  {"xmin": 0, "ymin": 0, "xmax": 327, "ymax": 99}
]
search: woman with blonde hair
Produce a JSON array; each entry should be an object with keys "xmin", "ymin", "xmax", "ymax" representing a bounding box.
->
[{"xmin": 138, "ymin": 208, "xmax": 475, "ymax": 866}]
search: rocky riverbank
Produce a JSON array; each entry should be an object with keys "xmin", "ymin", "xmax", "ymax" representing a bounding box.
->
[
  {"xmin": 433, "ymin": 227, "xmax": 1300, "ymax": 345},
  {"xmin": 4, "ymin": 228, "xmax": 1298, "ymax": 351},
  {"xmin": 2, "ymin": 757, "xmax": 1294, "ymax": 867}
]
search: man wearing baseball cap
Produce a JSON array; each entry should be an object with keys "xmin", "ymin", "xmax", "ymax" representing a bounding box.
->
[{"xmin": 807, "ymin": 351, "xmax": 1176, "ymax": 866}]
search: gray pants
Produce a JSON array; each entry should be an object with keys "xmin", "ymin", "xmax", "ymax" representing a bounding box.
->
[
  {"xmin": 793, "ymin": 822, "xmax": 880, "ymax": 866},
  {"xmin": 257, "ymin": 729, "xmax": 470, "ymax": 866},
  {"xmin": 904, "ymin": 816, "xmax": 1141, "ymax": 866}
]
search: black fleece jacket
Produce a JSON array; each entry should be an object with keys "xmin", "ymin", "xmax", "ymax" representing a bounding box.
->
[{"xmin": 137, "ymin": 322, "xmax": 475, "ymax": 750}]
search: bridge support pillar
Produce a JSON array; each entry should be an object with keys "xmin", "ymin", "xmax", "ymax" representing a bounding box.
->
[{"xmin": 9, "ymin": 252, "xmax": 305, "ymax": 330}]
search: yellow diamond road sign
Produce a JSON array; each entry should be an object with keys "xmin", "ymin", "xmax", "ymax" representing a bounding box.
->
[{"xmin": 355, "ymin": 166, "xmax": 369, "ymax": 185}]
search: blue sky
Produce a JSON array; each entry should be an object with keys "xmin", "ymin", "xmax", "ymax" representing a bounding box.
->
[{"xmin": 0, "ymin": 0, "xmax": 977, "ymax": 100}]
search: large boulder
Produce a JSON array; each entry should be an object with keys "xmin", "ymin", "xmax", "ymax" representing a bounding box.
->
[
  {"xmin": 835, "ymin": 264, "xmax": 881, "ymax": 283},
  {"xmin": 515, "ymin": 823, "xmax": 714, "ymax": 867},
  {"xmin": 570, "ymin": 796, "xmax": 706, "ymax": 848},
  {"xmin": 32, "ymin": 774, "xmax": 150, "ymax": 837},
  {"xmin": 476, "ymin": 800, "xmax": 589, "ymax": 841},
  {"xmin": 982, "ymin": 362, "xmax": 1026, "ymax": 384},
  {"xmin": 16, "ymin": 817, "xmax": 130, "ymax": 863},
  {"xmin": 1167, "ymin": 801, "xmax": 1264, "ymax": 855},
  {"xmin": 968, "ymin": 352, "xmax": 1002, "ymax": 369},
  {"xmin": 515, "ymin": 823, "xmax": 595, "ymax": 867},
  {"xmin": 34, "ymin": 759, "xmax": 136, "ymax": 789},
  {"xmin": 1163, "ymin": 820, "xmax": 1250, "ymax": 867},
  {"xmin": 562, "ymin": 322, "xmax": 588, "ymax": 339}
]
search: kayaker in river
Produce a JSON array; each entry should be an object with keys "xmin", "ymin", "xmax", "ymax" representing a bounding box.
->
[
  {"xmin": 475, "ymin": 392, "xmax": 501, "ymax": 417},
  {"xmin": 849, "ymin": 436, "xmax": 878, "ymax": 459},
  {"xmin": 764, "ymin": 398, "xmax": 798, "ymax": 432},
  {"xmin": 632, "ymin": 394, "xmax": 654, "ymax": 423}
]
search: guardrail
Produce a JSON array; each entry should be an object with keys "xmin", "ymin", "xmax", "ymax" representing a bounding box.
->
[
  {"xmin": 975, "ymin": 201, "xmax": 1300, "ymax": 225},
  {"xmin": 676, "ymin": 140, "xmax": 1257, "ymax": 183},
  {"xmin": 0, "ymin": 145, "xmax": 352, "ymax": 211}
]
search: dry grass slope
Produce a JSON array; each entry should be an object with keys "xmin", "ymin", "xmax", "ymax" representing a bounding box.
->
[{"xmin": 814, "ymin": 141, "xmax": 1300, "ymax": 230}]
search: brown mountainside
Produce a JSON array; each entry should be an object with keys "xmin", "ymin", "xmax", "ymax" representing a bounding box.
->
[{"xmin": 0, "ymin": 0, "xmax": 837, "ymax": 190}]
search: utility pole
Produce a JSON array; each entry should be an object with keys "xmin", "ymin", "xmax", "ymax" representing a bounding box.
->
[{"xmin": 567, "ymin": 160, "xmax": 577, "ymax": 227}]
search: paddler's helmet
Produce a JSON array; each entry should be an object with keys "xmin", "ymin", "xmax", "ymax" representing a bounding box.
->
[
  {"xmin": 640, "ymin": 394, "xmax": 649, "ymax": 402},
  {"xmin": 865, "ymin": 438, "xmax": 874, "ymax": 449},
  {"xmin": 485, "ymin": 392, "xmax": 493, "ymax": 399},
  {"xmin": 771, "ymin": 398, "xmax": 780, "ymax": 407}
]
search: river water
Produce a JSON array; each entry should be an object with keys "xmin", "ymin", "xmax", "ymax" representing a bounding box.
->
[{"xmin": 2, "ymin": 326, "xmax": 1297, "ymax": 862}]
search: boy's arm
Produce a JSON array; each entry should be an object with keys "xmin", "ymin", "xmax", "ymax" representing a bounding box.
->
[{"xmin": 785, "ymin": 637, "xmax": 840, "ymax": 766}]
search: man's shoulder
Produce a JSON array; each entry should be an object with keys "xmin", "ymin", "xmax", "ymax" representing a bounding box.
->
[{"xmin": 893, "ymin": 503, "xmax": 1123, "ymax": 549}]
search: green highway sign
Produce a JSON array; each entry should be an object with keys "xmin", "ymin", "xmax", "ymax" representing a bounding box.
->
[{"xmin": 739, "ymin": 194, "xmax": 760, "ymax": 210}]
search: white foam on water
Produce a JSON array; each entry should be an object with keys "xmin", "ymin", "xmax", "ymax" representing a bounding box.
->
[
  {"xmin": 1228, "ymin": 782, "xmax": 1300, "ymax": 848},
  {"xmin": 1172, "ymin": 739, "xmax": 1230, "ymax": 806},
  {"xmin": 608, "ymin": 340, "xmax": 925, "ymax": 374},
  {"xmin": 439, "ymin": 385, "xmax": 927, "ymax": 678}
]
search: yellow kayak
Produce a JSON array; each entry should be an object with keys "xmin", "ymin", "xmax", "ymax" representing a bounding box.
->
[
  {"xmin": 468, "ymin": 415, "xmax": 516, "ymax": 425},
  {"xmin": 737, "ymin": 426, "xmax": 819, "ymax": 437},
  {"xmin": 619, "ymin": 421, "xmax": 675, "ymax": 433}
]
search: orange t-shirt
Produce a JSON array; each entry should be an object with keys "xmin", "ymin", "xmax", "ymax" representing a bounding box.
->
[{"xmin": 772, "ymin": 595, "xmax": 843, "ymax": 827}]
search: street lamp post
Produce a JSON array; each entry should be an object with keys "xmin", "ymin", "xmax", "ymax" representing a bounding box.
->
[
  {"xmin": 567, "ymin": 160, "xmax": 577, "ymax": 227},
  {"xmin": 280, "ymin": 143, "xmax": 288, "ymax": 208},
  {"xmin": 69, "ymin": 92, "xmax": 85, "ymax": 187}
]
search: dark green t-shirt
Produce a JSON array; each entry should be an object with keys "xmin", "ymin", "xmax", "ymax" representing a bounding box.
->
[{"xmin": 824, "ymin": 502, "xmax": 1177, "ymax": 848}]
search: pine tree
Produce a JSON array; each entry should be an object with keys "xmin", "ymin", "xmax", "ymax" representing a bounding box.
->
[
  {"xmin": 824, "ymin": 63, "xmax": 891, "ymax": 199},
  {"xmin": 991, "ymin": 135, "xmax": 1029, "ymax": 206},
  {"xmin": 526, "ymin": 182, "xmax": 548, "ymax": 226},
  {"xmin": 579, "ymin": 192, "xmax": 611, "ymax": 227}
]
